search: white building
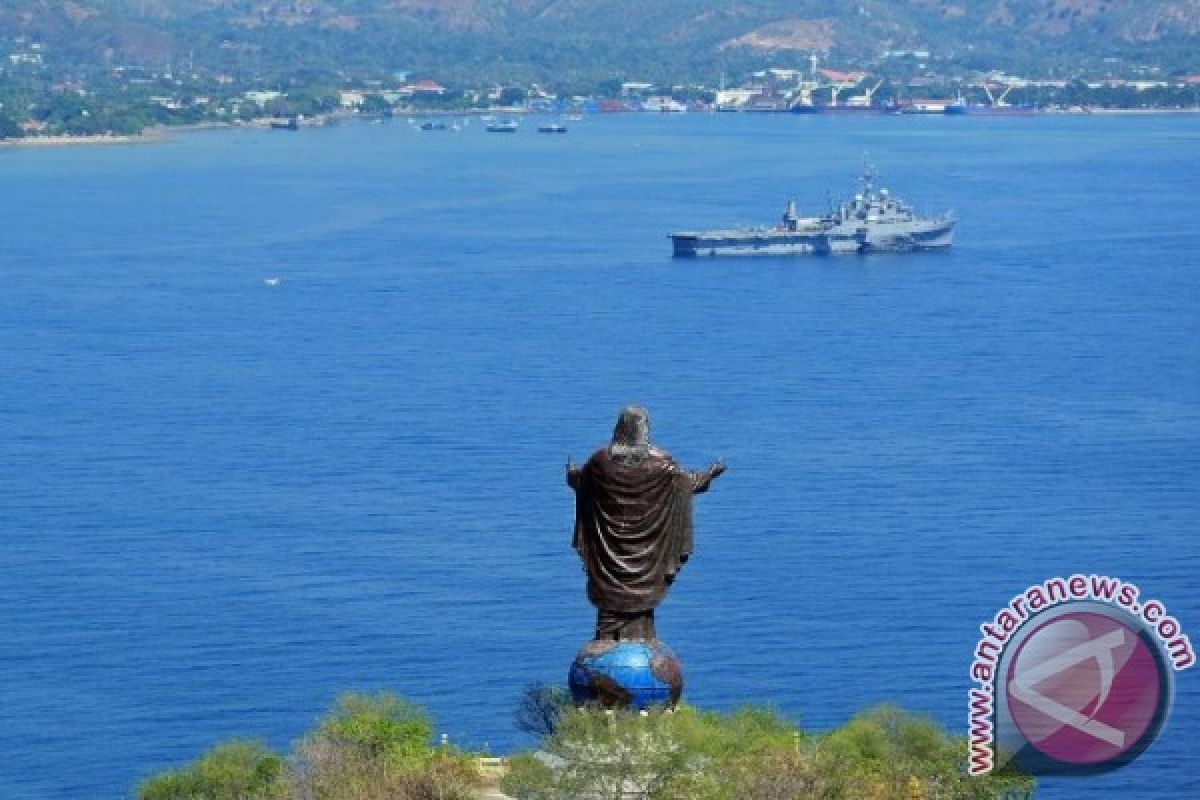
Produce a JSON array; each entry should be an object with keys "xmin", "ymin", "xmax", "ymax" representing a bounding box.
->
[
  {"xmin": 714, "ymin": 88, "xmax": 762, "ymax": 108},
  {"xmin": 244, "ymin": 90, "xmax": 282, "ymax": 108},
  {"xmin": 621, "ymin": 82, "xmax": 655, "ymax": 96}
]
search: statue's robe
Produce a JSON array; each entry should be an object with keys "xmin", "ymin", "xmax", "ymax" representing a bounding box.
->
[{"xmin": 570, "ymin": 448, "xmax": 715, "ymax": 615}]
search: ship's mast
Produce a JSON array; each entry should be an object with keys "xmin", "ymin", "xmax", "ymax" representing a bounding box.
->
[{"xmin": 861, "ymin": 163, "xmax": 877, "ymax": 196}]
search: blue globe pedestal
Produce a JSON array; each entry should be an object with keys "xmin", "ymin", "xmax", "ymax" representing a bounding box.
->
[{"xmin": 568, "ymin": 639, "xmax": 683, "ymax": 710}]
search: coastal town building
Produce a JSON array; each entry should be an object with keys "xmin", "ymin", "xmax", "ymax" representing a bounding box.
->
[
  {"xmin": 405, "ymin": 79, "xmax": 447, "ymax": 96},
  {"xmin": 244, "ymin": 90, "xmax": 283, "ymax": 107}
]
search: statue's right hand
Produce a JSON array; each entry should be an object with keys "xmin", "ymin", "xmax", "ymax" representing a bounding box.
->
[
  {"xmin": 566, "ymin": 457, "xmax": 581, "ymax": 488},
  {"xmin": 711, "ymin": 461, "xmax": 727, "ymax": 478}
]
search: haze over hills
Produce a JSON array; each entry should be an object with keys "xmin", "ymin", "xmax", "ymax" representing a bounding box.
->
[{"xmin": 2, "ymin": 0, "xmax": 1198, "ymax": 84}]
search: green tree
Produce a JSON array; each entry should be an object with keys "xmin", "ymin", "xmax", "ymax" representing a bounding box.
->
[
  {"xmin": 264, "ymin": 96, "xmax": 293, "ymax": 118},
  {"xmin": 0, "ymin": 111, "xmax": 22, "ymax": 139},
  {"xmin": 359, "ymin": 93, "xmax": 392, "ymax": 114},
  {"xmin": 497, "ymin": 87, "xmax": 527, "ymax": 107},
  {"xmin": 514, "ymin": 683, "xmax": 572, "ymax": 737},
  {"xmin": 285, "ymin": 86, "xmax": 340, "ymax": 116},
  {"xmin": 136, "ymin": 740, "xmax": 285, "ymax": 800}
]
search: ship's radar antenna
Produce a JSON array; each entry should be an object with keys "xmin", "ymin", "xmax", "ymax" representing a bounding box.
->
[{"xmin": 860, "ymin": 162, "xmax": 878, "ymax": 194}]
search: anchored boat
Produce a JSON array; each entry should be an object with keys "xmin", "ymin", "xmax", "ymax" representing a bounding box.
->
[{"xmin": 485, "ymin": 119, "xmax": 519, "ymax": 133}]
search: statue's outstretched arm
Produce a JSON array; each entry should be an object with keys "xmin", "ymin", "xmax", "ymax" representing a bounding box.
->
[
  {"xmin": 690, "ymin": 461, "xmax": 727, "ymax": 494},
  {"xmin": 566, "ymin": 458, "xmax": 581, "ymax": 490}
]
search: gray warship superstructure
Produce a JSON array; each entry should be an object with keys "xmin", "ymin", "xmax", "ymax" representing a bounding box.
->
[{"xmin": 670, "ymin": 169, "xmax": 955, "ymax": 257}]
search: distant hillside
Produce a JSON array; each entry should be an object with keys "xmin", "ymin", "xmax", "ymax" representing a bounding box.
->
[{"xmin": 2, "ymin": 0, "xmax": 1198, "ymax": 84}]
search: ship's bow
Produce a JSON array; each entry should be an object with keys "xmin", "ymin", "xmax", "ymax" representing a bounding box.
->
[{"xmin": 669, "ymin": 233, "xmax": 700, "ymax": 258}]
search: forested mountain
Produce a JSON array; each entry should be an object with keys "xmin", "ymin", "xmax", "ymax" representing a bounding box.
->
[{"xmin": 2, "ymin": 0, "xmax": 1198, "ymax": 85}]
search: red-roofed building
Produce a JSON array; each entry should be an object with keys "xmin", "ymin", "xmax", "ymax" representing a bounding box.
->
[
  {"xmin": 820, "ymin": 69, "xmax": 867, "ymax": 84},
  {"xmin": 408, "ymin": 80, "xmax": 446, "ymax": 95}
]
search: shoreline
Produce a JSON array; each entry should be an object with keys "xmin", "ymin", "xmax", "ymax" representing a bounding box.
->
[
  {"xmin": 0, "ymin": 131, "xmax": 167, "ymax": 149},
  {"xmin": 2, "ymin": 105, "xmax": 1197, "ymax": 151}
]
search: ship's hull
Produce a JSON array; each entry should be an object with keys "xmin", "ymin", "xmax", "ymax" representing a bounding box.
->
[
  {"xmin": 945, "ymin": 104, "xmax": 1036, "ymax": 116},
  {"xmin": 789, "ymin": 104, "xmax": 896, "ymax": 114},
  {"xmin": 671, "ymin": 219, "xmax": 955, "ymax": 258}
]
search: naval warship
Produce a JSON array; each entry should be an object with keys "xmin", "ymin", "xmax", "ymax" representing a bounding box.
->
[{"xmin": 670, "ymin": 169, "xmax": 955, "ymax": 257}]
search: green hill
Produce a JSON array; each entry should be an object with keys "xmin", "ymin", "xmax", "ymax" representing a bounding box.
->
[{"xmin": 2, "ymin": 1, "xmax": 1197, "ymax": 85}]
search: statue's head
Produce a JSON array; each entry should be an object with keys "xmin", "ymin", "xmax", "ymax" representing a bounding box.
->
[{"xmin": 610, "ymin": 405, "xmax": 650, "ymax": 462}]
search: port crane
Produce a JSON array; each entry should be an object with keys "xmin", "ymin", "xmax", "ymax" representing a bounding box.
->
[
  {"xmin": 834, "ymin": 79, "xmax": 883, "ymax": 108},
  {"xmin": 982, "ymin": 83, "xmax": 1015, "ymax": 108}
]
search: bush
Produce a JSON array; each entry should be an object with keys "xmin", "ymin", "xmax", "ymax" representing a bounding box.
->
[
  {"xmin": 289, "ymin": 690, "xmax": 477, "ymax": 796},
  {"xmin": 291, "ymin": 692, "xmax": 479, "ymax": 800},
  {"xmin": 137, "ymin": 740, "xmax": 285, "ymax": 800},
  {"xmin": 810, "ymin": 705, "xmax": 1034, "ymax": 800},
  {"xmin": 291, "ymin": 737, "xmax": 479, "ymax": 800},
  {"xmin": 137, "ymin": 692, "xmax": 480, "ymax": 800},
  {"xmin": 501, "ymin": 704, "xmax": 1034, "ymax": 800}
]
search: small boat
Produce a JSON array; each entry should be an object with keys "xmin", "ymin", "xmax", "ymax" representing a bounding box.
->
[
  {"xmin": 420, "ymin": 121, "xmax": 449, "ymax": 131},
  {"xmin": 270, "ymin": 116, "xmax": 299, "ymax": 130},
  {"xmin": 537, "ymin": 123, "xmax": 568, "ymax": 134},
  {"xmin": 486, "ymin": 119, "xmax": 519, "ymax": 133}
]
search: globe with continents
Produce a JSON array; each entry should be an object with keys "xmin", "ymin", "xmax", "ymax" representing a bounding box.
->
[{"xmin": 568, "ymin": 639, "xmax": 683, "ymax": 710}]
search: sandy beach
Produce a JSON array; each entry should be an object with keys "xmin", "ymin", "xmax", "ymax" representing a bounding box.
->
[{"xmin": 0, "ymin": 131, "xmax": 165, "ymax": 149}]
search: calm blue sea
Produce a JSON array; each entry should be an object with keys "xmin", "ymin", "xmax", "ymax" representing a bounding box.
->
[{"xmin": 1, "ymin": 112, "xmax": 1197, "ymax": 799}]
